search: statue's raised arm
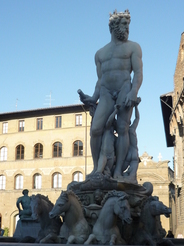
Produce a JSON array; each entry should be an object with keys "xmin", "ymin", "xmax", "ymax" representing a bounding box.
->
[{"xmin": 78, "ymin": 45, "xmax": 102, "ymax": 106}]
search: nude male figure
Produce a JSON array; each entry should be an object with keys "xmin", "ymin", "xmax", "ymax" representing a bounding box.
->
[
  {"xmin": 79, "ymin": 10, "xmax": 143, "ymax": 179},
  {"xmin": 16, "ymin": 189, "xmax": 32, "ymax": 219}
]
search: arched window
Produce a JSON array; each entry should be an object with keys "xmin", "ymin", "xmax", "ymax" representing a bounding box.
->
[
  {"xmin": 73, "ymin": 140, "xmax": 83, "ymax": 156},
  {"xmin": 73, "ymin": 171, "xmax": 83, "ymax": 182},
  {"xmin": 0, "ymin": 147, "xmax": 7, "ymax": 161},
  {"xmin": 14, "ymin": 214, "xmax": 19, "ymax": 233},
  {"xmin": 33, "ymin": 173, "xmax": 42, "ymax": 189},
  {"xmin": 0, "ymin": 175, "xmax": 6, "ymax": 190},
  {"xmin": 34, "ymin": 143, "xmax": 43, "ymax": 158},
  {"xmin": 52, "ymin": 172, "xmax": 62, "ymax": 188},
  {"xmin": 16, "ymin": 145, "xmax": 24, "ymax": 160},
  {"xmin": 53, "ymin": 142, "xmax": 62, "ymax": 157},
  {"xmin": 15, "ymin": 174, "xmax": 23, "ymax": 189}
]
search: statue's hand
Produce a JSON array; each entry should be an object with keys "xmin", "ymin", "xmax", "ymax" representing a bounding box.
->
[
  {"xmin": 136, "ymin": 97, "xmax": 141, "ymax": 105},
  {"xmin": 77, "ymin": 89, "xmax": 96, "ymax": 106},
  {"xmin": 83, "ymin": 95, "xmax": 96, "ymax": 104},
  {"xmin": 124, "ymin": 90, "xmax": 137, "ymax": 107},
  {"xmin": 114, "ymin": 104, "xmax": 121, "ymax": 110}
]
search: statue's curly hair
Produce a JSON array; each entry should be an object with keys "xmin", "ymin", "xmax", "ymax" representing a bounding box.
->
[{"xmin": 109, "ymin": 9, "xmax": 131, "ymax": 33}]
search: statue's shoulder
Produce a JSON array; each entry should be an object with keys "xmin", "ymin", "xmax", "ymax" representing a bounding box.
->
[
  {"xmin": 127, "ymin": 40, "xmax": 142, "ymax": 58},
  {"xmin": 95, "ymin": 42, "xmax": 111, "ymax": 61},
  {"xmin": 17, "ymin": 196, "xmax": 23, "ymax": 202},
  {"xmin": 128, "ymin": 40, "xmax": 142, "ymax": 51},
  {"xmin": 126, "ymin": 39, "xmax": 140, "ymax": 48}
]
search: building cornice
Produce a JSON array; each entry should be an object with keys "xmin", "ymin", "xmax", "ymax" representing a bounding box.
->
[{"xmin": 0, "ymin": 104, "xmax": 89, "ymax": 121}]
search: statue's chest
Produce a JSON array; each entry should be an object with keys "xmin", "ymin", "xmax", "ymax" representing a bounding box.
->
[{"xmin": 99, "ymin": 44, "xmax": 132, "ymax": 63}]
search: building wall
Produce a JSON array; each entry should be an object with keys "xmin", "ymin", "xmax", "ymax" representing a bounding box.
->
[
  {"xmin": 0, "ymin": 107, "xmax": 93, "ymax": 236},
  {"xmin": 0, "ymin": 107, "xmax": 173, "ymax": 237},
  {"xmin": 138, "ymin": 152, "xmax": 174, "ymax": 233},
  {"xmin": 169, "ymin": 32, "xmax": 184, "ymax": 237},
  {"xmin": 173, "ymin": 33, "xmax": 184, "ymax": 107}
]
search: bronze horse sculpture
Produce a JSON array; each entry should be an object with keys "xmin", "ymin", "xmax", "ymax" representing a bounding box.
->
[
  {"xmin": 49, "ymin": 190, "xmax": 90, "ymax": 244},
  {"xmin": 130, "ymin": 196, "xmax": 172, "ymax": 246},
  {"xmin": 84, "ymin": 190, "xmax": 132, "ymax": 245},
  {"xmin": 30, "ymin": 194, "xmax": 62, "ymax": 243}
]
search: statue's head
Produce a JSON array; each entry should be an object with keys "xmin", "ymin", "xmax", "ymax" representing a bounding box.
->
[
  {"xmin": 109, "ymin": 9, "xmax": 131, "ymax": 41},
  {"xmin": 22, "ymin": 189, "xmax": 29, "ymax": 195},
  {"xmin": 94, "ymin": 189, "xmax": 104, "ymax": 205}
]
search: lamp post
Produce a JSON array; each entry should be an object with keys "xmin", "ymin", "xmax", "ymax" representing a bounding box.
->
[{"xmin": 81, "ymin": 105, "xmax": 87, "ymax": 179}]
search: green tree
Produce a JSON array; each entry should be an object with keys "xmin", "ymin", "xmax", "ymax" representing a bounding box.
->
[{"xmin": 3, "ymin": 227, "xmax": 9, "ymax": 237}]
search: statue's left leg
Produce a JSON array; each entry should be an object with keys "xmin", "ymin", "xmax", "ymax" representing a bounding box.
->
[
  {"xmin": 96, "ymin": 152, "xmax": 107, "ymax": 173},
  {"xmin": 40, "ymin": 233, "xmax": 59, "ymax": 244},
  {"xmin": 110, "ymin": 234, "xmax": 117, "ymax": 245},
  {"xmin": 113, "ymin": 118, "xmax": 131, "ymax": 178},
  {"xmin": 84, "ymin": 234, "xmax": 96, "ymax": 244},
  {"xmin": 113, "ymin": 84, "xmax": 133, "ymax": 179},
  {"xmin": 128, "ymin": 160, "xmax": 139, "ymax": 177},
  {"xmin": 67, "ymin": 235, "xmax": 75, "ymax": 244}
]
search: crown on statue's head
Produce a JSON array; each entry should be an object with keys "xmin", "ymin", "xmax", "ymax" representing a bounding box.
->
[{"xmin": 109, "ymin": 9, "xmax": 131, "ymax": 22}]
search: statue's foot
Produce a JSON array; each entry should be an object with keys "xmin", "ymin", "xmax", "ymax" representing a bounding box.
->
[
  {"xmin": 86, "ymin": 169, "xmax": 97, "ymax": 179},
  {"xmin": 122, "ymin": 171, "xmax": 129, "ymax": 177},
  {"xmin": 113, "ymin": 170, "xmax": 122, "ymax": 179},
  {"xmin": 95, "ymin": 169, "xmax": 102, "ymax": 174},
  {"xmin": 117, "ymin": 176, "xmax": 138, "ymax": 184},
  {"xmin": 113, "ymin": 170, "xmax": 138, "ymax": 184}
]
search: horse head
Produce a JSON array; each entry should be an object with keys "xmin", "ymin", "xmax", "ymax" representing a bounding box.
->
[
  {"xmin": 30, "ymin": 194, "xmax": 41, "ymax": 220},
  {"xmin": 149, "ymin": 200, "xmax": 171, "ymax": 218},
  {"xmin": 113, "ymin": 193, "xmax": 132, "ymax": 225},
  {"xmin": 49, "ymin": 191, "xmax": 70, "ymax": 219}
]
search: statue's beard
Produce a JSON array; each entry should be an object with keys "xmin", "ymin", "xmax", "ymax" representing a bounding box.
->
[{"xmin": 113, "ymin": 26, "xmax": 129, "ymax": 41}]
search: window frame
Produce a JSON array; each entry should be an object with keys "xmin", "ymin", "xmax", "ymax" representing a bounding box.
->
[
  {"xmin": 0, "ymin": 147, "xmax": 7, "ymax": 161},
  {"xmin": 53, "ymin": 142, "xmax": 62, "ymax": 158},
  {"xmin": 19, "ymin": 120, "xmax": 25, "ymax": 132},
  {"xmin": 75, "ymin": 114, "xmax": 82, "ymax": 126},
  {"xmin": 73, "ymin": 171, "xmax": 83, "ymax": 182},
  {"xmin": 33, "ymin": 173, "xmax": 42, "ymax": 189},
  {"xmin": 181, "ymin": 44, "xmax": 184, "ymax": 61},
  {"xmin": 0, "ymin": 175, "xmax": 6, "ymax": 190},
  {"xmin": 55, "ymin": 116, "xmax": 62, "ymax": 128},
  {"xmin": 15, "ymin": 174, "xmax": 23, "ymax": 190},
  {"xmin": 16, "ymin": 145, "xmax": 24, "ymax": 160},
  {"xmin": 37, "ymin": 118, "xmax": 43, "ymax": 130},
  {"xmin": 2, "ymin": 122, "xmax": 8, "ymax": 134},
  {"xmin": 73, "ymin": 140, "xmax": 83, "ymax": 156},
  {"xmin": 52, "ymin": 172, "xmax": 62, "ymax": 188},
  {"xmin": 34, "ymin": 143, "xmax": 43, "ymax": 159}
]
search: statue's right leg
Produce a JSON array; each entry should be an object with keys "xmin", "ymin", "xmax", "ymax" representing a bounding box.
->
[
  {"xmin": 84, "ymin": 234, "xmax": 96, "ymax": 244},
  {"xmin": 90, "ymin": 92, "xmax": 115, "ymax": 174},
  {"xmin": 95, "ymin": 152, "xmax": 107, "ymax": 173}
]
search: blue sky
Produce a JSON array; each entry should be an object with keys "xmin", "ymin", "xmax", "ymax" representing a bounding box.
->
[{"xmin": 1, "ymin": 0, "xmax": 184, "ymax": 167}]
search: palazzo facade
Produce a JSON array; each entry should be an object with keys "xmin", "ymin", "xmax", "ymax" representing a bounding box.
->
[
  {"xmin": 161, "ymin": 32, "xmax": 184, "ymax": 237},
  {"xmin": 0, "ymin": 104, "xmax": 173, "ymax": 236},
  {"xmin": 0, "ymin": 104, "xmax": 93, "ymax": 235}
]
